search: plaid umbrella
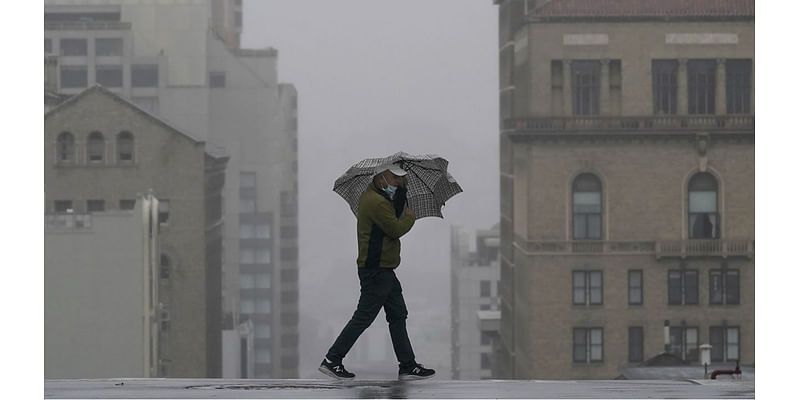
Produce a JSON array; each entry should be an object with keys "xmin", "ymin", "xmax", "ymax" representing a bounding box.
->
[{"xmin": 333, "ymin": 151, "xmax": 463, "ymax": 219}]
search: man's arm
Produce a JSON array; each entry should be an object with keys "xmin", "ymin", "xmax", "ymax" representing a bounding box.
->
[{"xmin": 372, "ymin": 199, "xmax": 415, "ymax": 239}]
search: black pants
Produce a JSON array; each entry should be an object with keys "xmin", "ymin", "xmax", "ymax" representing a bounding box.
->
[{"xmin": 326, "ymin": 268, "xmax": 416, "ymax": 367}]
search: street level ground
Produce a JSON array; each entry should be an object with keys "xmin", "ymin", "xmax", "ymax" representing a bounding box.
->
[{"xmin": 44, "ymin": 378, "xmax": 755, "ymax": 399}]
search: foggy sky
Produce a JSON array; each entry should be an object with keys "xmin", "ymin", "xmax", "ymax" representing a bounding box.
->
[{"xmin": 241, "ymin": 0, "xmax": 499, "ymax": 377}]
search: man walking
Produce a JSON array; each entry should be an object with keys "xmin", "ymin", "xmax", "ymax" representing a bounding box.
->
[{"xmin": 319, "ymin": 163, "xmax": 435, "ymax": 381}]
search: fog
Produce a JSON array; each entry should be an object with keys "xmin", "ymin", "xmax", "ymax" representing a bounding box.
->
[{"xmin": 241, "ymin": 0, "xmax": 499, "ymax": 377}]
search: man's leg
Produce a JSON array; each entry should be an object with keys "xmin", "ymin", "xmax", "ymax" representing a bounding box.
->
[
  {"xmin": 326, "ymin": 268, "xmax": 390, "ymax": 364},
  {"xmin": 383, "ymin": 270, "xmax": 416, "ymax": 367}
]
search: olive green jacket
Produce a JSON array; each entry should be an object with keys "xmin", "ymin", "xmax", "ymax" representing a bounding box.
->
[{"xmin": 356, "ymin": 183, "xmax": 415, "ymax": 268}]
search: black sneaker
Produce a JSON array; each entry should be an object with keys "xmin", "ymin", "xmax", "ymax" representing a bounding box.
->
[
  {"xmin": 398, "ymin": 363, "xmax": 435, "ymax": 381},
  {"xmin": 318, "ymin": 358, "xmax": 355, "ymax": 380}
]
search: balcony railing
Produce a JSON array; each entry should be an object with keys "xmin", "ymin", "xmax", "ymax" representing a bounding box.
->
[
  {"xmin": 512, "ymin": 235, "xmax": 753, "ymax": 259},
  {"xmin": 655, "ymin": 239, "xmax": 753, "ymax": 259},
  {"xmin": 503, "ymin": 115, "xmax": 754, "ymax": 133}
]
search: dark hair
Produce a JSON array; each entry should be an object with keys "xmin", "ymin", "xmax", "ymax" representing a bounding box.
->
[{"xmin": 372, "ymin": 171, "xmax": 387, "ymax": 187}]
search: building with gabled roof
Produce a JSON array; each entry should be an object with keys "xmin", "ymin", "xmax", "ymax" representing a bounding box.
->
[{"xmin": 45, "ymin": 85, "xmax": 229, "ymax": 378}]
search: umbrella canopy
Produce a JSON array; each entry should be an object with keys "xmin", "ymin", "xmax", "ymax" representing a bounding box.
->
[{"xmin": 333, "ymin": 152, "xmax": 463, "ymax": 219}]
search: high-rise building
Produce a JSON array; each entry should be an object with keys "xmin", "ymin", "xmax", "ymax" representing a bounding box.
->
[
  {"xmin": 494, "ymin": 0, "xmax": 754, "ymax": 379},
  {"xmin": 44, "ymin": 86, "xmax": 229, "ymax": 378},
  {"xmin": 450, "ymin": 224, "xmax": 501, "ymax": 380},
  {"xmin": 44, "ymin": 0, "xmax": 299, "ymax": 377}
]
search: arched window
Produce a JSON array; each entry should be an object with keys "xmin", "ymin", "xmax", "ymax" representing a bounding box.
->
[
  {"xmin": 56, "ymin": 132, "xmax": 74, "ymax": 163},
  {"xmin": 117, "ymin": 131, "xmax": 134, "ymax": 162},
  {"xmin": 572, "ymin": 173, "xmax": 602, "ymax": 240},
  {"xmin": 87, "ymin": 131, "xmax": 105, "ymax": 162},
  {"xmin": 688, "ymin": 172, "xmax": 719, "ymax": 239},
  {"xmin": 160, "ymin": 254, "xmax": 171, "ymax": 280}
]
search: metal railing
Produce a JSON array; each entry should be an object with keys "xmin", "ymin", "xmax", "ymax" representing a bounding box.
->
[{"xmin": 655, "ymin": 239, "xmax": 754, "ymax": 259}]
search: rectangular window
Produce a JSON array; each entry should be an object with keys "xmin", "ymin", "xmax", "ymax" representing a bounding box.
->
[
  {"xmin": 689, "ymin": 212, "xmax": 720, "ymax": 239},
  {"xmin": 240, "ymin": 172, "xmax": 256, "ymax": 188},
  {"xmin": 481, "ymin": 331, "xmax": 491, "ymax": 346},
  {"xmin": 256, "ymin": 224, "xmax": 271, "ymax": 239},
  {"xmin": 628, "ymin": 270, "xmax": 643, "ymax": 305},
  {"xmin": 710, "ymin": 326, "xmax": 740, "ymax": 362},
  {"xmin": 480, "ymin": 280, "xmax": 491, "ymax": 297},
  {"xmin": 629, "ymin": 327, "xmax": 644, "ymax": 362},
  {"xmin": 240, "ymin": 223, "xmax": 255, "ymax": 239},
  {"xmin": 210, "ymin": 71, "xmax": 226, "ymax": 88},
  {"xmin": 710, "ymin": 326, "xmax": 724, "ymax": 362},
  {"xmin": 87, "ymin": 199, "xmax": 105, "ymax": 213},
  {"xmin": 572, "ymin": 271, "xmax": 586, "ymax": 304},
  {"xmin": 240, "ymin": 198, "xmax": 256, "ymax": 214},
  {"xmin": 652, "ymin": 60, "xmax": 678, "ymax": 114},
  {"xmin": 710, "ymin": 269, "xmax": 740, "ymax": 305},
  {"xmin": 573, "ymin": 270, "xmax": 603, "ymax": 305},
  {"xmin": 573, "ymin": 327, "xmax": 603, "ymax": 363},
  {"xmin": 726, "ymin": 59, "xmax": 751, "ymax": 114},
  {"xmin": 119, "ymin": 199, "xmax": 136, "ymax": 210},
  {"xmin": 726, "ymin": 327, "xmax": 740, "ymax": 361},
  {"xmin": 255, "ymin": 249, "xmax": 271, "ymax": 264},
  {"xmin": 480, "ymin": 353, "xmax": 490, "ymax": 370},
  {"xmin": 669, "ymin": 326, "xmax": 699, "ymax": 361},
  {"xmin": 668, "ymin": 269, "xmax": 698, "ymax": 305},
  {"xmin": 60, "ymin": 65, "xmax": 88, "ymax": 88},
  {"xmin": 239, "ymin": 248, "xmax": 256, "ymax": 264},
  {"xmin": 280, "ymin": 225, "xmax": 297, "ymax": 239},
  {"xmin": 132, "ymin": 64, "xmax": 159, "ymax": 87},
  {"xmin": 95, "ymin": 38, "xmax": 123, "ymax": 56},
  {"xmin": 95, "ymin": 65, "xmax": 123, "ymax": 87},
  {"xmin": 571, "ymin": 61, "xmax": 600, "ymax": 115},
  {"xmin": 45, "ymin": 38, "xmax": 53, "ymax": 54},
  {"xmin": 158, "ymin": 200, "xmax": 170, "ymax": 224},
  {"xmin": 60, "ymin": 38, "xmax": 87, "ymax": 56},
  {"xmin": 54, "ymin": 200, "xmax": 73, "ymax": 213},
  {"xmin": 688, "ymin": 60, "xmax": 716, "ymax": 114},
  {"xmin": 726, "ymin": 270, "xmax": 740, "ymax": 305}
]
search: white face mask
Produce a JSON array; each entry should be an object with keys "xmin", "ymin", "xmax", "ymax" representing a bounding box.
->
[{"xmin": 381, "ymin": 176, "xmax": 397, "ymax": 199}]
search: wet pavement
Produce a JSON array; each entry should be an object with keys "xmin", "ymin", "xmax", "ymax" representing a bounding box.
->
[{"xmin": 44, "ymin": 378, "xmax": 755, "ymax": 398}]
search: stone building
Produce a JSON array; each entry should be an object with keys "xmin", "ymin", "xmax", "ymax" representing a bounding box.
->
[
  {"xmin": 44, "ymin": 0, "xmax": 300, "ymax": 378},
  {"xmin": 44, "ymin": 85, "xmax": 229, "ymax": 377},
  {"xmin": 494, "ymin": 0, "xmax": 754, "ymax": 379}
]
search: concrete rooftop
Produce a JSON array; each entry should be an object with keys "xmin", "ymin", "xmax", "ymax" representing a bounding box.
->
[{"xmin": 44, "ymin": 378, "xmax": 755, "ymax": 399}]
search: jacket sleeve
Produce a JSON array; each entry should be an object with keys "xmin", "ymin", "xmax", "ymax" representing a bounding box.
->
[{"xmin": 372, "ymin": 198, "xmax": 415, "ymax": 239}]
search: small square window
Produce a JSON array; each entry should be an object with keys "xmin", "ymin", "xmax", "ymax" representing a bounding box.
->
[
  {"xmin": 87, "ymin": 200, "xmax": 105, "ymax": 213},
  {"xmin": 95, "ymin": 38, "xmax": 123, "ymax": 56},
  {"xmin": 54, "ymin": 200, "xmax": 73, "ymax": 213},
  {"xmin": 119, "ymin": 199, "xmax": 136, "ymax": 210},
  {"xmin": 158, "ymin": 200, "xmax": 170, "ymax": 224},
  {"xmin": 210, "ymin": 71, "xmax": 226, "ymax": 88},
  {"xmin": 60, "ymin": 38, "xmax": 87, "ymax": 56},
  {"xmin": 132, "ymin": 64, "xmax": 159, "ymax": 87},
  {"xmin": 60, "ymin": 66, "xmax": 88, "ymax": 89}
]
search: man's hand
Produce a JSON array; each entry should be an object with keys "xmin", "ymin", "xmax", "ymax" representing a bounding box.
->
[{"xmin": 405, "ymin": 207, "xmax": 416, "ymax": 219}]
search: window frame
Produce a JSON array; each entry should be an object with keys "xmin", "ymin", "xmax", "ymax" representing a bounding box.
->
[
  {"xmin": 571, "ymin": 61, "xmax": 600, "ymax": 115},
  {"xmin": 668, "ymin": 269, "xmax": 699, "ymax": 305},
  {"xmin": 117, "ymin": 131, "xmax": 135, "ymax": 163},
  {"xmin": 60, "ymin": 38, "xmax": 87, "ymax": 56},
  {"xmin": 95, "ymin": 64, "xmax": 123, "ymax": 88},
  {"xmin": 652, "ymin": 60, "xmax": 678, "ymax": 114},
  {"xmin": 725, "ymin": 59, "xmax": 751, "ymax": 114},
  {"xmin": 688, "ymin": 172, "xmax": 720, "ymax": 239},
  {"xmin": 628, "ymin": 327, "xmax": 644, "ymax": 362},
  {"xmin": 131, "ymin": 64, "xmax": 159, "ymax": 87},
  {"xmin": 60, "ymin": 65, "xmax": 88, "ymax": 89},
  {"xmin": 87, "ymin": 131, "xmax": 106, "ymax": 163},
  {"xmin": 572, "ymin": 270, "xmax": 603, "ymax": 306},
  {"xmin": 56, "ymin": 132, "xmax": 75, "ymax": 164},
  {"xmin": 572, "ymin": 173, "xmax": 603, "ymax": 240},
  {"xmin": 573, "ymin": 327, "xmax": 604, "ymax": 363},
  {"xmin": 628, "ymin": 269, "xmax": 643, "ymax": 305},
  {"xmin": 688, "ymin": 59, "xmax": 716, "ymax": 114},
  {"xmin": 668, "ymin": 326, "xmax": 699, "ymax": 361},
  {"xmin": 710, "ymin": 326, "xmax": 740, "ymax": 362}
]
